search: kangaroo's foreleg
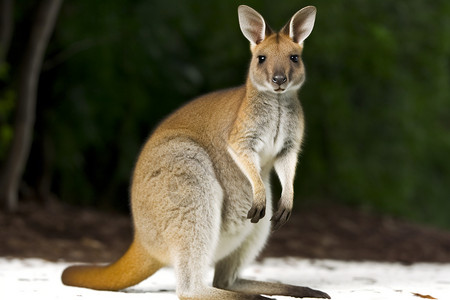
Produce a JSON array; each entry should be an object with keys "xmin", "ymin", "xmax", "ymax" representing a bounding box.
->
[{"xmin": 271, "ymin": 145, "xmax": 300, "ymax": 230}]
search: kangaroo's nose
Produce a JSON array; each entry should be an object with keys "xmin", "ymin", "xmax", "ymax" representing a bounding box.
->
[{"xmin": 272, "ymin": 75, "xmax": 287, "ymax": 85}]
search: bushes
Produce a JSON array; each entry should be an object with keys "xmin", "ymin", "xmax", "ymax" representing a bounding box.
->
[
  {"xmin": 2, "ymin": 0, "xmax": 450, "ymax": 227},
  {"xmin": 298, "ymin": 1, "xmax": 450, "ymax": 227}
]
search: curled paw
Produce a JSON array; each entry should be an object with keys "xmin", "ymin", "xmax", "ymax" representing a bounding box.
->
[
  {"xmin": 247, "ymin": 203, "xmax": 266, "ymax": 223},
  {"xmin": 270, "ymin": 207, "xmax": 291, "ymax": 231}
]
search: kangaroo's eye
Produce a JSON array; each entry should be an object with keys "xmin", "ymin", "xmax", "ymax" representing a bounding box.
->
[
  {"xmin": 257, "ymin": 55, "xmax": 266, "ymax": 64},
  {"xmin": 290, "ymin": 55, "xmax": 299, "ymax": 63}
]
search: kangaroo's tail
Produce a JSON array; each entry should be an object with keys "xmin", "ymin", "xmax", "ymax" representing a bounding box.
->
[{"xmin": 61, "ymin": 239, "xmax": 162, "ymax": 291}]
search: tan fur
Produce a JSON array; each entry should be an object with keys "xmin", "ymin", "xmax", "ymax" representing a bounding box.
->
[{"xmin": 62, "ymin": 5, "xmax": 330, "ymax": 300}]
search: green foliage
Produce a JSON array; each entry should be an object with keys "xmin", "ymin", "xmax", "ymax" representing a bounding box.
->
[
  {"xmin": 7, "ymin": 0, "xmax": 450, "ymax": 227},
  {"xmin": 297, "ymin": 0, "xmax": 450, "ymax": 227},
  {"xmin": 46, "ymin": 0, "xmax": 248, "ymax": 209}
]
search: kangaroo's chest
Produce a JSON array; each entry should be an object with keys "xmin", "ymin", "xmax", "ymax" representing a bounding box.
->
[
  {"xmin": 214, "ymin": 95, "xmax": 302, "ymax": 240},
  {"xmin": 257, "ymin": 98, "xmax": 301, "ymax": 169}
]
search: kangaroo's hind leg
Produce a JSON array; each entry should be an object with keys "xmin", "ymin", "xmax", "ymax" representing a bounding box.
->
[
  {"xmin": 227, "ymin": 279, "xmax": 331, "ymax": 299},
  {"xmin": 213, "ymin": 222, "xmax": 330, "ymax": 299},
  {"xmin": 151, "ymin": 139, "xmax": 270, "ymax": 300}
]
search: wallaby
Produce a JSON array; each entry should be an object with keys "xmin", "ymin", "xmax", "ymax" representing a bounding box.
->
[{"xmin": 62, "ymin": 5, "xmax": 330, "ymax": 300}]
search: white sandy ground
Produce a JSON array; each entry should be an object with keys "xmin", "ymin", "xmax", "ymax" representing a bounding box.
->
[{"xmin": 1, "ymin": 257, "xmax": 450, "ymax": 300}]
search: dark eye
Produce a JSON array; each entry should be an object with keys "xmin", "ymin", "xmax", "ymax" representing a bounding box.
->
[
  {"xmin": 290, "ymin": 55, "xmax": 299, "ymax": 63},
  {"xmin": 257, "ymin": 55, "xmax": 266, "ymax": 64}
]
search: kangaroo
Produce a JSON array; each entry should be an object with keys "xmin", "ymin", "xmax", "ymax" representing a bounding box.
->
[{"xmin": 62, "ymin": 5, "xmax": 329, "ymax": 300}]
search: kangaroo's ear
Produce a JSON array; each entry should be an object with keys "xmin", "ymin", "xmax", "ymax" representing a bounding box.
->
[
  {"xmin": 238, "ymin": 5, "xmax": 269, "ymax": 45},
  {"xmin": 282, "ymin": 6, "xmax": 316, "ymax": 45}
]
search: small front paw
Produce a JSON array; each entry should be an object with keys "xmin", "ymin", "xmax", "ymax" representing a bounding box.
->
[
  {"xmin": 270, "ymin": 207, "xmax": 292, "ymax": 231},
  {"xmin": 247, "ymin": 203, "xmax": 266, "ymax": 223}
]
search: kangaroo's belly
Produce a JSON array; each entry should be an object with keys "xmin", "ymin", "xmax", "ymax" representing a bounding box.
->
[
  {"xmin": 214, "ymin": 195, "xmax": 272, "ymax": 263},
  {"xmin": 212, "ymin": 157, "xmax": 273, "ymax": 262}
]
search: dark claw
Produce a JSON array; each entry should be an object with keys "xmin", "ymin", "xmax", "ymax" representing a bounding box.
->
[
  {"xmin": 289, "ymin": 286, "xmax": 331, "ymax": 299},
  {"xmin": 270, "ymin": 208, "xmax": 291, "ymax": 231},
  {"xmin": 304, "ymin": 287, "xmax": 331, "ymax": 299},
  {"xmin": 247, "ymin": 204, "xmax": 266, "ymax": 223}
]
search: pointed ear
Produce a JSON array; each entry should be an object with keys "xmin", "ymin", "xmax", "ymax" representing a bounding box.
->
[
  {"xmin": 282, "ymin": 6, "xmax": 316, "ymax": 44},
  {"xmin": 238, "ymin": 5, "xmax": 268, "ymax": 45}
]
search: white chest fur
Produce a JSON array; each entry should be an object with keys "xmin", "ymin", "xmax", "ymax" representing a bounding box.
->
[{"xmin": 258, "ymin": 94, "xmax": 300, "ymax": 171}]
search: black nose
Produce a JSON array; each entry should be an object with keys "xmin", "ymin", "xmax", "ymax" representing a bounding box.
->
[{"xmin": 272, "ymin": 75, "xmax": 287, "ymax": 85}]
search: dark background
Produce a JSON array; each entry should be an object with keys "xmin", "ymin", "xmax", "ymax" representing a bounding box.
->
[{"xmin": 1, "ymin": 0, "xmax": 450, "ymax": 230}]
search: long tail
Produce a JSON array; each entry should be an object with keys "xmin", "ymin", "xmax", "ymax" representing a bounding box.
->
[{"xmin": 61, "ymin": 239, "xmax": 163, "ymax": 291}]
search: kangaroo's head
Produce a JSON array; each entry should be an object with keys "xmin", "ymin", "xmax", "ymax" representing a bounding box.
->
[{"xmin": 238, "ymin": 5, "xmax": 316, "ymax": 94}]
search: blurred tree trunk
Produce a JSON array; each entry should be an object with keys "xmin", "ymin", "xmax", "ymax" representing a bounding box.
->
[
  {"xmin": 0, "ymin": 0, "xmax": 63, "ymax": 212},
  {"xmin": 0, "ymin": 0, "xmax": 13, "ymax": 62}
]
